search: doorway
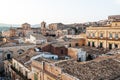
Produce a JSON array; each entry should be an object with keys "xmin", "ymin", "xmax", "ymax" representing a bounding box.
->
[
  {"xmin": 88, "ymin": 42, "xmax": 90, "ymax": 46},
  {"xmin": 100, "ymin": 42, "xmax": 103, "ymax": 48},
  {"xmin": 78, "ymin": 58, "xmax": 81, "ymax": 62},
  {"xmin": 7, "ymin": 54, "xmax": 11, "ymax": 59},
  {"xmin": 114, "ymin": 44, "xmax": 118, "ymax": 48},
  {"xmin": 92, "ymin": 42, "xmax": 95, "ymax": 47},
  {"xmin": 75, "ymin": 43, "xmax": 79, "ymax": 47},
  {"xmin": 109, "ymin": 44, "xmax": 112, "ymax": 49}
]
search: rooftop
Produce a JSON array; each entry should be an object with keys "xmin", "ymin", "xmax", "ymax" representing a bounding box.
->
[
  {"xmin": 51, "ymin": 42, "xmax": 67, "ymax": 47},
  {"xmin": 31, "ymin": 34, "xmax": 47, "ymax": 40},
  {"xmin": 14, "ymin": 49, "xmax": 40, "ymax": 69},
  {"xmin": 0, "ymin": 42, "xmax": 35, "ymax": 47},
  {"xmin": 55, "ymin": 54, "xmax": 120, "ymax": 80},
  {"xmin": 35, "ymin": 57, "xmax": 60, "ymax": 63},
  {"xmin": 80, "ymin": 46, "xmax": 109, "ymax": 55}
]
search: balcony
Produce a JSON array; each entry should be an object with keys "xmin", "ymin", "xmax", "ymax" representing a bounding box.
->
[
  {"xmin": 87, "ymin": 37, "xmax": 120, "ymax": 41},
  {"xmin": 11, "ymin": 66, "xmax": 30, "ymax": 80}
]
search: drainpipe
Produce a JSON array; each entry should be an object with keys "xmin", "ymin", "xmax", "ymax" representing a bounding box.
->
[
  {"xmin": 42, "ymin": 61, "xmax": 45, "ymax": 80},
  {"xmin": 106, "ymin": 31, "xmax": 108, "ymax": 50}
]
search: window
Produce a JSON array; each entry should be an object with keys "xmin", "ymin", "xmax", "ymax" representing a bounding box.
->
[
  {"xmin": 100, "ymin": 33, "xmax": 103, "ymax": 38},
  {"xmin": 69, "ymin": 44, "xmax": 71, "ymax": 47},
  {"xmin": 88, "ymin": 42, "xmax": 90, "ymax": 46},
  {"xmin": 114, "ymin": 44, "xmax": 118, "ymax": 48},
  {"xmin": 115, "ymin": 34, "xmax": 119, "ymax": 39},
  {"xmin": 52, "ymin": 56, "xmax": 54, "ymax": 59},
  {"xmin": 109, "ymin": 43, "xmax": 112, "ymax": 49},
  {"xmin": 92, "ymin": 33, "xmax": 95, "ymax": 38},
  {"xmin": 92, "ymin": 42, "xmax": 95, "ymax": 47},
  {"xmin": 17, "ymin": 49, "xmax": 24, "ymax": 54},
  {"xmin": 88, "ymin": 33, "xmax": 91, "ymax": 37},
  {"xmin": 14, "ymin": 63, "xmax": 16, "ymax": 68},
  {"xmin": 109, "ymin": 33, "xmax": 112, "ymax": 39},
  {"xmin": 34, "ymin": 73, "xmax": 38, "ymax": 80},
  {"xmin": 100, "ymin": 42, "xmax": 103, "ymax": 48},
  {"xmin": 82, "ymin": 44, "xmax": 85, "ymax": 46},
  {"xmin": 25, "ymin": 71, "xmax": 28, "ymax": 78},
  {"xmin": 75, "ymin": 43, "xmax": 79, "ymax": 46},
  {"xmin": 61, "ymin": 50, "xmax": 64, "ymax": 54}
]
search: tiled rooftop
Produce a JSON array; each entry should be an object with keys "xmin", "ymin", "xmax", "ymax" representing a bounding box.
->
[
  {"xmin": 0, "ymin": 42, "xmax": 34, "ymax": 47},
  {"xmin": 55, "ymin": 54, "xmax": 120, "ymax": 80},
  {"xmin": 31, "ymin": 34, "xmax": 47, "ymax": 40},
  {"xmin": 35, "ymin": 57, "xmax": 59, "ymax": 63},
  {"xmin": 14, "ymin": 49, "xmax": 40, "ymax": 69}
]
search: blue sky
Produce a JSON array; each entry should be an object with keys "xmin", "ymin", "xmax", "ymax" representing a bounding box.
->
[{"xmin": 0, "ymin": 0, "xmax": 120, "ymax": 24}]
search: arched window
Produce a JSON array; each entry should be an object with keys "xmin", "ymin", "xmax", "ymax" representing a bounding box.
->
[
  {"xmin": 4, "ymin": 50, "xmax": 13, "ymax": 59},
  {"xmin": 17, "ymin": 49, "xmax": 24, "ymax": 54}
]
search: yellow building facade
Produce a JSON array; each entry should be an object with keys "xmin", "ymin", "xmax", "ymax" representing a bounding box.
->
[{"xmin": 86, "ymin": 21, "xmax": 120, "ymax": 49}]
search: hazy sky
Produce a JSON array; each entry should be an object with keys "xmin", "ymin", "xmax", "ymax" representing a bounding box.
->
[{"xmin": 0, "ymin": 0, "xmax": 120, "ymax": 24}]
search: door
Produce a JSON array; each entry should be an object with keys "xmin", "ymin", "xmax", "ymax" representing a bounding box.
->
[
  {"xmin": 92, "ymin": 42, "xmax": 95, "ymax": 47},
  {"xmin": 7, "ymin": 54, "xmax": 11, "ymax": 59},
  {"xmin": 88, "ymin": 42, "xmax": 90, "ymax": 46},
  {"xmin": 75, "ymin": 43, "xmax": 79, "ymax": 47},
  {"xmin": 78, "ymin": 58, "xmax": 81, "ymax": 62},
  {"xmin": 100, "ymin": 42, "xmax": 103, "ymax": 48},
  {"xmin": 109, "ymin": 44, "xmax": 112, "ymax": 49},
  {"xmin": 114, "ymin": 44, "xmax": 118, "ymax": 48}
]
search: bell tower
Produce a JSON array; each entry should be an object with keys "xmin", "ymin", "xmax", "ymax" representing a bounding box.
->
[
  {"xmin": 41, "ymin": 21, "xmax": 46, "ymax": 29},
  {"xmin": 41, "ymin": 21, "xmax": 47, "ymax": 35}
]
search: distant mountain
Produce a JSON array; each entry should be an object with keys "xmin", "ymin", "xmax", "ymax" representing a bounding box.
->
[
  {"xmin": 0, "ymin": 23, "xmax": 19, "ymax": 32},
  {"xmin": 0, "ymin": 23, "xmax": 20, "ymax": 27},
  {"xmin": 0, "ymin": 23, "xmax": 11, "ymax": 27},
  {"xmin": 0, "ymin": 27, "xmax": 10, "ymax": 32},
  {"xmin": 0, "ymin": 23, "xmax": 40, "ymax": 28},
  {"xmin": 11, "ymin": 24, "xmax": 21, "ymax": 27},
  {"xmin": 32, "ymin": 24, "xmax": 40, "ymax": 28}
]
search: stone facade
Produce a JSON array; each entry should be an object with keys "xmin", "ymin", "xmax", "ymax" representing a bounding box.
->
[
  {"xmin": 17, "ymin": 23, "xmax": 33, "ymax": 37},
  {"xmin": 68, "ymin": 48, "xmax": 86, "ymax": 61},
  {"xmin": 86, "ymin": 20, "xmax": 120, "ymax": 49},
  {"xmin": 41, "ymin": 21, "xmax": 47, "ymax": 35},
  {"xmin": 22, "ymin": 23, "xmax": 31, "ymax": 30},
  {"xmin": 68, "ymin": 38, "xmax": 85, "ymax": 47},
  {"xmin": 49, "ymin": 23, "xmax": 64, "ymax": 30},
  {"xmin": 108, "ymin": 15, "xmax": 120, "ymax": 21},
  {"xmin": 42, "ymin": 44, "xmax": 68, "ymax": 56},
  {"xmin": 0, "ymin": 44, "xmax": 36, "ymax": 60},
  {"xmin": 31, "ymin": 59, "xmax": 78, "ymax": 80}
]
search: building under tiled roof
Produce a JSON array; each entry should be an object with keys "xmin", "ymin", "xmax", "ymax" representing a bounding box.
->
[{"xmin": 55, "ymin": 54, "xmax": 120, "ymax": 80}]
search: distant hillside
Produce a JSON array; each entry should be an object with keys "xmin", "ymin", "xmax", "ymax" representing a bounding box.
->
[
  {"xmin": 0, "ymin": 23, "xmax": 11, "ymax": 27},
  {"xmin": 0, "ymin": 27, "xmax": 10, "ymax": 32},
  {"xmin": 0, "ymin": 23, "xmax": 21, "ymax": 27},
  {"xmin": 32, "ymin": 24, "xmax": 40, "ymax": 28},
  {"xmin": 0, "ymin": 23, "xmax": 40, "ymax": 28}
]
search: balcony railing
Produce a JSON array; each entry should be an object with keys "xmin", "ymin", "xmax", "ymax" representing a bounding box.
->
[
  {"xmin": 87, "ymin": 37, "xmax": 120, "ymax": 41},
  {"xmin": 11, "ymin": 66, "xmax": 29, "ymax": 80}
]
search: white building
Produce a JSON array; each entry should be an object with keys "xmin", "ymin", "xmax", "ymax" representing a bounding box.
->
[
  {"xmin": 77, "ymin": 49, "xmax": 86, "ymax": 61},
  {"xmin": 68, "ymin": 48, "xmax": 86, "ymax": 61},
  {"xmin": 25, "ymin": 34, "xmax": 47, "ymax": 44}
]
